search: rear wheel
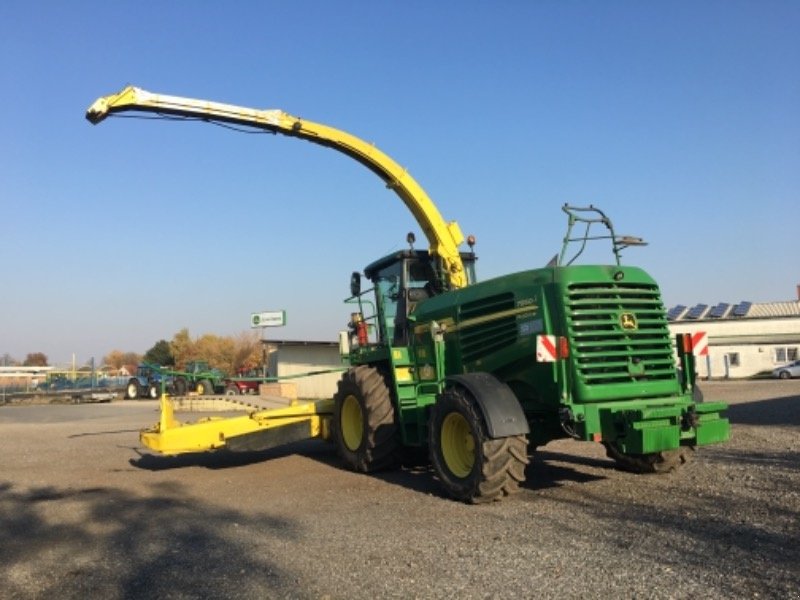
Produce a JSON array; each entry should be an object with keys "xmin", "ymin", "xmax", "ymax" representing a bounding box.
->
[
  {"xmin": 603, "ymin": 442, "xmax": 693, "ymax": 474},
  {"xmin": 173, "ymin": 377, "xmax": 187, "ymax": 396},
  {"xmin": 429, "ymin": 387, "xmax": 528, "ymax": 503},
  {"xmin": 333, "ymin": 365, "xmax": 399, "ymax": 472},
  {"xmin": 125, "ymin": 379, "xmax": 140, "ymax": 400}
]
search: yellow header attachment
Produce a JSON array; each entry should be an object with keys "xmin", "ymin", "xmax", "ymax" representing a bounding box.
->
[{"xmin": 87, "ymin": 86, "xmax": 467, "ymax": 288}]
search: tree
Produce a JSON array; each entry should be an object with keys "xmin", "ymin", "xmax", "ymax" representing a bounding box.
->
[
  {"xmin": 23, "ymin": 352, "xmax": 48, "ymax": 367},
  {"xmin": 168, "ymin": 329, "xmax": 262, "ymax": 375},
  {"xmin": 231, "ymin": 331, "xmax": 263, "ymax": 373},
  {"xmin": 170, "ymin": 328, "xmax": 194, "ymax": 368},
  {"xmin": 143, "ymin": 340, "xmax": 175, "ymax": 366},
  {"xmin": 194, "ymin": 333, "xmax": 235, "ymax": 374},
  {"xmin": 103, "ymin": 350, "xmax": 142, "ymax": 370}
]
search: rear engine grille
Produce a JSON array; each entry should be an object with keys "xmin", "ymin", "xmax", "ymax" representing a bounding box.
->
[{"xmin": 459, "ymin": 293, "xmax": 517, "ymax": 363}]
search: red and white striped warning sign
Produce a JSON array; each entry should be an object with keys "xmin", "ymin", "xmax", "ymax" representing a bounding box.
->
[
  {"xmin": 537, "ymin": 335, "xmax": 559, "ymax": 362},
  {"xmin": 691, "ymin": 331, "xmax": 709, "ymax": 356}
]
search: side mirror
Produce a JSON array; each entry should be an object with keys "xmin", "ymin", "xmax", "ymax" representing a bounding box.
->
[{"xmin": 350, "ymin": 272, "xmax": 361, "ymax": 297}]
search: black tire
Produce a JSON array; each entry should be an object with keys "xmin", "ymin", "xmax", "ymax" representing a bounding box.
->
[
  {"xmin": 779, "ymin": 370, "xmax": 791, "ymax": 380},
  {"xmin": 225, "ymin": 384, "xmax": 240, "ymax": 396},
  {"xmin": 125, "ymin": 379, "xmax": 140, "ymax": 400},
  {"xmin": 173, "ymin": 377, "xmax": 187, "ymax": 396},
  {"xmin": 603, "ymin": 442, "xmax": 694, "ymax": 474},
  {"xmin": 429, "ymin": 387, "xmax": 528, "ymax": 504},
  {"xmin": 198, "ymin": 379, "xmax": 214, "ymax": 395},
  {"xmin": 333, "ymin": 365, "xmax": 399, "ymax": 472},
  {"xmin": 148, "ymin": 384, "xmax": 159, "ymax": 399}
]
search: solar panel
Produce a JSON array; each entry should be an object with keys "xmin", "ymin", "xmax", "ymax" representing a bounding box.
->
[
  {"xmin": 667, "ymin": 305, "xmax": 687, "ymax": 321},
  {"xmin": 708, "ymin": 302, "xmax": 730, "ymax": 318},
  {"xmin": 732, "ymin": 301, "xmax": 752, "ymax": 317},
  {"xmin": 685, "ymin": 303, "xmax": 708, "ymax": 319}
]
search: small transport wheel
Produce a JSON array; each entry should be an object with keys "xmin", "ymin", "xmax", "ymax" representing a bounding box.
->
[
  {"xmin": 125, "ymin": 380, "xmax": 140, "ymax": 400},
  {"xmin": 332, "ymin": 365, "xmax": 399, "ymax": 472},
  {"xmin": 429, "ymin": 387, "xmax": 528, "ymax": 504},
  {"xmin": 148, "ymin": 384, "xmax": 159, "ymax": 399},
  {"xmin": 225, "ymin": 384, "xmax": 240, "ymax": 396},
  {"xmin": 198, "ymin": 379, "xmax": 215, "ymax": 395},
  {"xmin": 603, "ymin": 442, "xmax": 694, "ymax": 474}
]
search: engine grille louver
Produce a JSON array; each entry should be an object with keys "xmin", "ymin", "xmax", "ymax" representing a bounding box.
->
[
  {"xmin": 459, "ymin": 293, "xmax": 517, "ymax": 363},
  {"xmin": 566, "ymin": 282, "xmax": 675, "ymax": 385}
]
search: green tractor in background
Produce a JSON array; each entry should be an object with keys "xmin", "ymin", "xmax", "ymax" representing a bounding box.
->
[
  {"xmin": 172, "ymin": 360, "xmax": 225, "ymax": 396},
  {"xmin": 335, "ymin": 205, "xmax": 730, "ymax": 503}
]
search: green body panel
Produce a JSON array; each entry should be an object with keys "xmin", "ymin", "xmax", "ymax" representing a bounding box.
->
[{"xmin": 347, "ymin": 252, "xmax": 730, "ymax": 454}]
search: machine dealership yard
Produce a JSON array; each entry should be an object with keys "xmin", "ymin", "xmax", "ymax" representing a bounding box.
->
[{"xmin": 1, "ymin": 380, "xmax": 797, "ymax": 599}]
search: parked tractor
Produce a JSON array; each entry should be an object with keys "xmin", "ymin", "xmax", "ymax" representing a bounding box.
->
[
  {"xmin": 125, "ymin": 363, "xmax": 170, "ymax": 400},
  {"xmin": 172, "ymin": 360, "xmax": 225, "ymax": 396}
]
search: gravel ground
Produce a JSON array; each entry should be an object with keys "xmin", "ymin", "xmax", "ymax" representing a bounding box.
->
[{"xmin": 0, "ymin": 380, "xmax": 798, "ymax": 599}]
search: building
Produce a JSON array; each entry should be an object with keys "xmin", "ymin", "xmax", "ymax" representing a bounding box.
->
[
  {"xmin": 667, "ymin": 297, "xmax": 800, "ymax": 379},
  {"xmin": 265, "ymin": 340, "xmax": 344, "ymax": 399}
]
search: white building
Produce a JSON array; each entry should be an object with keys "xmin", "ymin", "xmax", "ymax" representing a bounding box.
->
[
  {"xmin": 266, "ymin": 340, "xmax": 344, "ymax": 399},
  {"xmin": 667, "ymin": 299, "xmax": 800, "ymax": 379}
]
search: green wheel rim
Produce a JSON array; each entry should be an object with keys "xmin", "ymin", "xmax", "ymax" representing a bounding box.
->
[
  {"xmin": 441, "ymin": 412, "xmax": 475, "ymax": 478},
  {"xmin": 341, "ymin": 394, "xmax": 364, "ymax": 451}
]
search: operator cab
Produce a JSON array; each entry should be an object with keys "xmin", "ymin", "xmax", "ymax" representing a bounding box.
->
[{"xmin": 357, "ymin": 249, "xmax": 477, "ymax": 346}]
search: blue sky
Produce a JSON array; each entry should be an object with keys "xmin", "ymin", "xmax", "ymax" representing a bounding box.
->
[{"xmin": 1, "ymin": 1, "xmax": 798, "ymax": 365}]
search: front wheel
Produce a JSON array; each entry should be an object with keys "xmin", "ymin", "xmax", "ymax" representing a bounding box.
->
[
  {"xmin": 779, "ymin": 370, "xmax": 791, "ymax": 380},
  {"xmin": 125, "ymin": 379, "xmax": 140, "ymax": 400},
  {"xmin": 429, "ymin": 387, "xmax": 528, "ymax": 503},
  {"xmin": 173, "ymin": 377, "xmax": 187, "ymax": 396},
  {"xmin": 225, "ymin": 384, "xmax": 240, "ymax": 396},
  {"xmin": 333, "ymin": 365, "xmax": 399, "ymax": 472},
  {"xmin": 148, "ymin": 384, "xmax": 159, "ymax": 399},
  {"xmin": 603, "ymin": 442, "xmax": 693, "ymax": 474}
]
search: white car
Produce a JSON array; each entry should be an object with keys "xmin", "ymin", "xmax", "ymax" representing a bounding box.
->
[{"xmin": 772, "ymin": 360, "xmax": 800, "ymax": 379}]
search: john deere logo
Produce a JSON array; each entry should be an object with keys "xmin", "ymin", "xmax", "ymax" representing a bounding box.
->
[{"xmin": 620, "ymin": 312, "xmax": 638, "ymax": 330}]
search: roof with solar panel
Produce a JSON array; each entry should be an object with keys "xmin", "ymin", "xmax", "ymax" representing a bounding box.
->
[{"xmin": 667, "ymin": 300, "xmax": 800, "ymax": 322}]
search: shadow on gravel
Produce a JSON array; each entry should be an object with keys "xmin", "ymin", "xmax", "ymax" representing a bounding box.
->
[
  {"xmin": 0, "ymin": 480, "xmax": 308, "ymax": 598},
  {"xmin": 525, "ymin": 450, "xmax": 610, "ymax": 491},
  {"xmin": 131, "ymin": 439, "xmax": 335, "ymax": 471},
  {"xmin": 373, "ymin": 464, "xmax": 445, "ymax": 498},
  {"xmin": 725, "ymin": 394, "xmax": 800, "ymax": 426},
  {"xmin": 327, "ymin": 447, "xmax": 612, "ymax": 498},
  {"xmin": 131, "ymin": 440, "xmax": 614, "ymax": 499}
]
